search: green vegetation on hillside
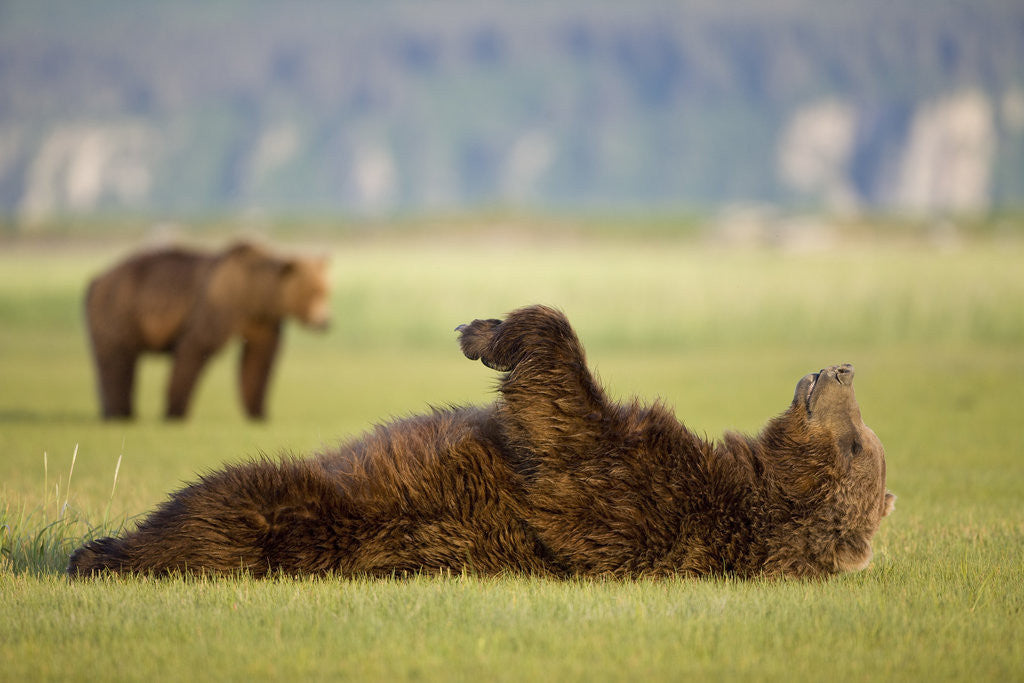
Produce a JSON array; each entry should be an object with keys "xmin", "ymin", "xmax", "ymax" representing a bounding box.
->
[{"xmin": 1, "ymin": 0, "xmax": 1022, "ymax": 215}]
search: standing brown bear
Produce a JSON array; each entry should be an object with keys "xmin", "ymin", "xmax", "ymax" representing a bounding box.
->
[
  {"xmin": 85, "ymin": 241, "xmax": 330, "ymax": 420},
  {"xmin": 69, "ymin": 305, "xmax": 894, "ymax": 579}
]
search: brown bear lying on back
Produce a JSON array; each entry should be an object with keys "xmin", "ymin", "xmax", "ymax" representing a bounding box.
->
[
  {"xmin": 85, "ymin": 241, "xmax": 330, "ymax": 420},
  {"xmin": 69, "ymin": 305, "xmax": 894, "ymax": 579}
]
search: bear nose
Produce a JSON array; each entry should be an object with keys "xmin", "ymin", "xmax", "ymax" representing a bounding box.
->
[{"xmin": 835, "ymin": 364, "xmax": 854, "ymax": 386}]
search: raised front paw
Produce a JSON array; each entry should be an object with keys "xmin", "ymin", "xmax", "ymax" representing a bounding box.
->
[
  {"xmin": 456, "ymin": 318, "xmax": 512, "ymax": 371},
  {"xmin": 457, "ymin": 306, "xmax": 576, "ymax": 373}
]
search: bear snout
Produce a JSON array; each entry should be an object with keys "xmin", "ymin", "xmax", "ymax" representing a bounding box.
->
[{"xmin": 303, "ymin": 301, "xmax": 331, "ymax": 330}]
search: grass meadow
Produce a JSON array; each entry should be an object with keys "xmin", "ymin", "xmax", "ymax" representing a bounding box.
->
[{"xmin": 1, "ymin": 225, "xmax": 1023, "ymax": 681}]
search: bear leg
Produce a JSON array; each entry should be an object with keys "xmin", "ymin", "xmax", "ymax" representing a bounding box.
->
[
  {"xmin": 67, "ymin": 536, "xmax": 131, "ymax": 576},
  {"xmin": 68, "ymin": 458, "xmax": 352, "ymax": 577},
  {"xmin": 238, "ymin": 323, "xmax": 281, "ymax": 420},
  {"xmin": 94, "ymin": 348, "xmax": 137, "ymax": 419},
  {"xmin": 458, "ymin": 305, "xmax": 610, "ymax": 452},
  {"xmin": 166, "ymin": 344, "xmax": 214, "ymax": 419}
]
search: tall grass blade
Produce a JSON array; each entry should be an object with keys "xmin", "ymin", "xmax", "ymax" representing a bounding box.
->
[{"xmin": 2, "ymin": 449, "xmax": 126, "ymax": 576}]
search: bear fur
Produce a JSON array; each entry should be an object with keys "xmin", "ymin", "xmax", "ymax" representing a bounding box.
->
[
  {"xmin": 69, "ymin": 305, "xmax": 894, "ymax": 579},
  {"xmin": 85, "ymin": 241, "xmax": 330, "ymax": 420}
]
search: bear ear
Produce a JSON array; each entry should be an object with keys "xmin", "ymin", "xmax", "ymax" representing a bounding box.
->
[
  {"xmin": 226, "ymin": 240, "xmax": 261, "ymax": 257},
  {"xmin": 882, "ymin": 491, "xmax": 896, "ymax": 517}
]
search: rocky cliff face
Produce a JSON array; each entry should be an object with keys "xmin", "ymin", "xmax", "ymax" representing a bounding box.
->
[
  {"xmin": 15, "ymin": 122, "xmax": 159, "ymax": 219},
  {"xmin": 1, "ymin": 1, "xmax": 1021, "ymax": 217},
  {"xmin": 778, "ymin": 90, "xmax": 1006, "ymax": 213}
]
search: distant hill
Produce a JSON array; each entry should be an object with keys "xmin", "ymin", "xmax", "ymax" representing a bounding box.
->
[{"xmin": 1, "ymin": 0, "xmax": 1022, "ymax": 218}]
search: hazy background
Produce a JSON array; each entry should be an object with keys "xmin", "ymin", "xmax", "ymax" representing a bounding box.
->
[{"xmin": 1, "ymin": 0, "xmax": 1022, "ymax": 226}]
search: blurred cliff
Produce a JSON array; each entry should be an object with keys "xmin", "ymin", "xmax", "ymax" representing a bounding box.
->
[{"xmin": 1, "ymin": 0, "xmax": 1022, "ymax": 219}]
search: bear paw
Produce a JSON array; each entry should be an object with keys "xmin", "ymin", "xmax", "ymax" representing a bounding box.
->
[{"xmin": 456, "ymin": 318, "xmax": 513, "ymax": 371}]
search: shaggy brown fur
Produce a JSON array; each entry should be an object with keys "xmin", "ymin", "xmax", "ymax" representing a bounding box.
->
[
  {"xmin": 69, "ymin": 305, "xmax": 894, "ymax": 579},
  {"xmin": 85, "ymin": 242, "xmax": 330, "ymax": 420}
]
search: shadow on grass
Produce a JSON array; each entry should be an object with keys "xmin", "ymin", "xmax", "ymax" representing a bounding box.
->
[{"xmin": 0, "ymin": 409, "xmax": 98, "ymax": 424}]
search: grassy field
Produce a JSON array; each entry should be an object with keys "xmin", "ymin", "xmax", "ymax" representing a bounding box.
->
[{"xmin": 1, "ymin": 228, "xmax": 1023, "ymax": 681}]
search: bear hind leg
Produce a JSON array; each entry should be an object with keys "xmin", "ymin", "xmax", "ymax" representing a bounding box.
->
[
  {"xmin": 166, "ymin": 344, "xmax": 215, "ymax": 419},
  {"xmin": 67, "ymin": 458, "xmax": 350, "ymax": 578},
  {"xmin": 68, "ymin": 495, "xmax": 269, "ymax": 577},
  {"xmin": 68, "ymin": 536, "xmax": 131, "ymax": 576}
]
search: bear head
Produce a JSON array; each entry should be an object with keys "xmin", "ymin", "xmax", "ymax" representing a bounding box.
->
[
  {"xmin": 761, "ymin": 363, "xmax": 894, "ymax": 573},
  {"xmin": 216, "ymin": 242, "xmax": 331, "ymax": 330},
  {"xmin": 280, "ymin": 256, "xmax": 331, "ymax": 330}
]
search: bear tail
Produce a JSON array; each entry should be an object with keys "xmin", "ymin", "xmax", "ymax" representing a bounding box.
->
[{"xmin": 67, "ymin": 537, "xmax": 130, "ymax": 577}]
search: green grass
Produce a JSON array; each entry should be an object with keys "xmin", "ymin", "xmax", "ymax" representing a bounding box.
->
[{"xmin": 1, "ymin": 230, "xmax": 1023, "ymax": 681}]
